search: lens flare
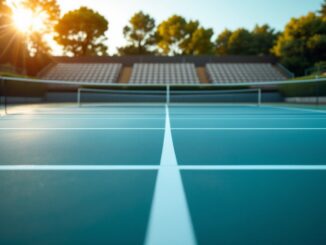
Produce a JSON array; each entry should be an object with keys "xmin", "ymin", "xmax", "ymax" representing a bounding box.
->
[{"xmin": 12, "ymin": 7, "xmax": 47, "ymax": 33}]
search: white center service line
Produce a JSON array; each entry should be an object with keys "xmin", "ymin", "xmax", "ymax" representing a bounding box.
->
[{"xmin": 145, "ymin": 105, "xmax": 197, "ymax": 245}]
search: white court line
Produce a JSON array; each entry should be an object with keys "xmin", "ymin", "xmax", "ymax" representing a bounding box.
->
[
  {"xmin": 179, "ymin": 165, "xmax": 326, "ymax": 170},
  {"xmin": 3, "ymin": 117, "xmax": 326, "ymax": 121},
  {"xmin": 0, "ymin": 128, "xmax": 165, "ymax": 130},
  {"xmin": 1, "ymin": 165, "xmax": 326, "ymax": 171},
  {"xmin": 1, "ymin": 117, "xmax": 166, "ymax": 120},
  {"xmin": 145, "ymin": 105, "xmax": 196, "ymax": 245},
  {"xmin": 264, "ymin": 105, "xmax": 326, "ymax": 114},
  {"xmin": 172, "ymin": 128, "xmax": 326, "ymax": 130},
  {"xmin": 1, "ymin": 128, "xmax": 326, "ymax": 131},
  {"xmin": 172, "ymin": 117, "xmax": 326, "ymax": 120},
  {"xmin": 0, "ymin": 165, "xmax": 160, "ymax": 170}
]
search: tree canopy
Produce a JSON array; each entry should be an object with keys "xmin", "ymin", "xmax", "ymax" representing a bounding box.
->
[
  {"xmin": 156, "ymin": 15, "xmax": 188, "ymax": 55},
  {"xmin": 215, "ymin": 25, "xmax": 278, "ymax": 56},
  {"xmin": 181, "ymin": 26, "xmax": 214, "ymax": 55},
  {"xmin": 251, "ymin": 25, "xmax": 279, "ymax": 55},
  {"xmin": 54, "ymin": 7, "xmax": 108, "ymax": 56},
  {"xmin": 215, "ymin": 29, "xmax": 232, "ymax": 55},
  {"xmin": 117, "ymin": 11, "xmax": 156, "ymax": 55},
  {"xmin": 156, "ymin": 15, "xmax": 214, "ymax": 55},
  {"xmin": 320, "ymin": 0, "xmax": 326, "ymax": 17},
  {"xmin": 272, "ymin": 12, "xmax": 326, "ymax": 75}
]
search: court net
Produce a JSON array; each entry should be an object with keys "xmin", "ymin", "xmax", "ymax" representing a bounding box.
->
[{"xmin": 0, "ymin": 76, "xmax": 326, "ymax": 115}]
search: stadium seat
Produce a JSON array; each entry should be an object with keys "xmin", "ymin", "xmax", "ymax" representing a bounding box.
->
[
  {"xmin": 206, "ymin": 63, "xmax": 287, "ymax": 83},
  {"xmin": 41, "ymin": 63, "xmax": 122, "ymax": 83},
  {"xmin": 129, "ymin": 63, "xmax": 200, "ymax": 84}
]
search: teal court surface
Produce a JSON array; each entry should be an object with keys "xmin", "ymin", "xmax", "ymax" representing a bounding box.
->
[{"xmin": 0, "ymin": 104, "xmax": 326, "ymax": 245}]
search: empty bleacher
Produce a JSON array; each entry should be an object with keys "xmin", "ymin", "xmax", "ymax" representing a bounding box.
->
[
  {"xmin": 41, "ymin": 63, "xmax": 122, "ymax": 83},
  {"xmin": 129, "ymin": 63, "xmax": 200, "ymax": 84},
  {"xmin": 206, "ymin": 63, "xmax": 287, "ymax": 83}
]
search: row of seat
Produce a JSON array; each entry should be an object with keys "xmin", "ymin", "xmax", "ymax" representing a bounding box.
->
[
  {"xmin": 41, "ymin": 62, "xmax": 288, "ymax": 84},
  {"xmin": 206, "ymin": 63, "xmax": 287, "ymax": 83},
  {"xmin": 129, "ymin": 63, "xmax": 200, "ymax": 84},
  {"xmin": 42, "ymin": 63, "xmax": 122, "ymax": 83}
]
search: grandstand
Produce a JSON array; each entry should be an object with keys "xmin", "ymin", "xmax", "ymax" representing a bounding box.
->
[
  {"xmin": 41, "ymin": 63, "xmax": 122, "ymax": 83},
  {"xmin": 38, "ymin": 56, "xmax": 292, "ymax": 84},
  {"xmin": 129, "ymin": 63, "xmax": 199, "ymax": 84},
  {"xmin": 206, "ymin": 63, "xmax": 288, "ymax": 83}
]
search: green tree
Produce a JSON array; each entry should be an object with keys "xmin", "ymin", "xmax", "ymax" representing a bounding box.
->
[
  {"xmin": 227, "ymin": 28, "xmax": 254, "ymax": 55},
  {"xmin": 156, "ymin": 15, "xmax": 188, "ymax": 55},
  {"xmin": 54, "ymin": 7, "xmax": 109, "ymax": 56},
  {"xmin": 251, "ymin": 24, "xmax": 279, "ymax": 55},
  {"xmin": 320, "ymin": 0, "xmax": 326, "ymax": 17},
  {"xmin": 272, "ymin": 12, "xmax": 326, "ymax": 75},
  {"xmin": 215, "ymin": 29, "xmax": 232, "ymax": 55},
  {"xmin": 181, "ymin": 27, "xmax": 214, "ymax": 55},
  {"xmin": 215, "ymin": 25, "xmax": 278, "ymax": 56},
  {"xmin": 22, "ymin": 0, "xmax": 60, "ymax": 56},
  {"xmin": 118, "ymin": 11, "xmax": 156, "ymax": 55},
  {"xmin": 156, "ymin": 15, "xmax": 214, "ymax": 55}
]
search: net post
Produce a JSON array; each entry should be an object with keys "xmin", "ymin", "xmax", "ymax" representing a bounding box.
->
[
  {"xmin": 166, "ymin": 85, "xmax": 170, "ymax": 104},
  {"xmin": 0, "ymin": 78, "xmax": 7, "ymax": 115},
  {"xmin": 258, "ymin": 88, "xmax": 262, "ymax": 107},
  {"xmin": 315, "ymin": 81, "xmax": 320, "ymax": 108},
  {"xmin": 77, "ymin": 87, "xmax": 81, "ymax": 107}
]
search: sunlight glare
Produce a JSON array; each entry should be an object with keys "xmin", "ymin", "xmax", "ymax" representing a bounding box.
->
[{"xmin": 12, "ymin": 7, "xmax": 47, "ymax": 33}]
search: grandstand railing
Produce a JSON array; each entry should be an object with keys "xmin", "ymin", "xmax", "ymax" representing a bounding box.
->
[{"xmin": 276, "ymin": 63, "xmax": 295, "ymax": 79}]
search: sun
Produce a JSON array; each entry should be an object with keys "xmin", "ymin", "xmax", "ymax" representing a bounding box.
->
[{"xmin": 12, "ymin": 7, "xmax": 47, "ymax": 34}]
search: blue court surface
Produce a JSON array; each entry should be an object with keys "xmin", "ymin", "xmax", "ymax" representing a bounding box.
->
[{"xmin": 0, "ymin": 104, "xmax": 326, "ymax": 245}]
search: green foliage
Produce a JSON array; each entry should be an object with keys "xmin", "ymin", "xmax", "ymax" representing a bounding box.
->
[
  {"xmin": 320, "ymin": 0, "xmax": 326, "ymax": 17},
  {"xmin": 215, "ymin": 25, "xmax": 278, "ymax": 55},
  {"xmin": 227, "ymin": 28, "xmax": 253, "ymax": 55},
  {"xmin": 181, "ymin": 27, "xmax": 214, "ymax": 55},
  {"xmin": 55, "ymin": 7, "xmax": 109, "ymax": 56},
  {"xmin": 272, "ymin": 12, "xmax": 326, "ymax": 75},
  {"xmin": 156, "ymin": 15, "xmax": 187, "ymax": 55},
  {"xmin": 215, "ymin": 29, "xmax": 232, "ymax": 55},
  {"xmin": 156, "ymin": 15, "xmax": 214, "ymax": 55},
  {"xmin": 118, "ymin": 11, "xmax": 156, "ymax": 55},
  {"xmin": 251, "ymin": 24, "xmax": 279, "ymax": 55},
  {"xmin": 279, "ymin": 82, "xmax": 326, "ymax": 97}
]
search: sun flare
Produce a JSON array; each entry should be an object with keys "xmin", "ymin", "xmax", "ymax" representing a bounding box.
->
[{"xmin": 12, "ymin": 7, "xmax": 47, "ymax": 34}]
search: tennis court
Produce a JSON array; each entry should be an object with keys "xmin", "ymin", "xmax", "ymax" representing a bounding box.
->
[{"xmin": 0, "ymin": 99, "xmax": 326, "ymax": 245}]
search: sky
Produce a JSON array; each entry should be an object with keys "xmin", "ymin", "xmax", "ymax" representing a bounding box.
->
[{"xmin": 53, "ymin": 0, "xmax": 323, "ymax": 55}]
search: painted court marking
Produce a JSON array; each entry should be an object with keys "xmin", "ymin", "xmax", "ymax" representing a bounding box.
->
[
  {"xmin": 145, "ymin": 105, "xmax": 196, "ymax": 245},
  {"xmin": 1, "ymin": 127, "xmax": 326, "ymax": 131},
  {"xmin": 6, "ymin": 117, "xmax": 326, "ymax": 120},
  {"xmin": 1, "ymin": 165, "xmax": 326, "ymax": 171},
  {"xmin": 264, "ymin": 105, "xmax": 326, "ymax": 114}
]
